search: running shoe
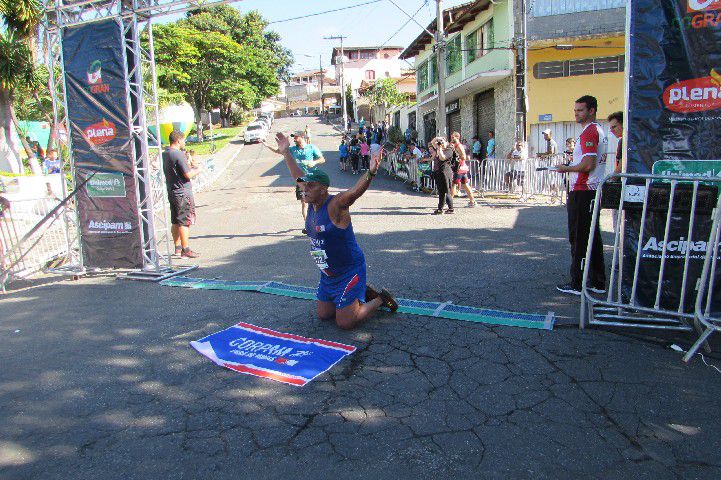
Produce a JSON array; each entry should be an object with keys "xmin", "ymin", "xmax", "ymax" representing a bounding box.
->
[
  {"xmin": 445, "ymin": 209, "xmax": 455, "ymax": 214},
  {"xmin": 181, "ymin": 248, "xmax": 200, "ymax": 259},
  {"xmin": 379, "ymin": 288, "xmax": 399, "ymax": 313},
  {"xmin": 174, "ymin": 246, "xmax": 182, "ymax": 256},
  {"xmin": 365, "ymin": 284, "xmax": 380, "ymax": 302},
  {"xmin": 467, "ymin": 202, "xmax": 476, "ymax": 208},
  {"xmin": 432, "ymin": 209, "xmax": 443, "ymax": 215},
  {"xmin": 588, "ymin": 284, "xmax": 607, "ymax": 294},
  {"xmin": 556, "ymin": 283, "xmax": 581, "ymax": 295}
]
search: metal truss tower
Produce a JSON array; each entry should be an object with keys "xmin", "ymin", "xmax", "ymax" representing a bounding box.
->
[{"xmin": 42, "ymin": 0, "xmax": 237, "ymax": 278}]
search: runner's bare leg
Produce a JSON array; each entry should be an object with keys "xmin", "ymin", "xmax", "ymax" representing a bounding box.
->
[{"xmin": 334, "ymin": 298, "xmax": 383, "ymax": 330}]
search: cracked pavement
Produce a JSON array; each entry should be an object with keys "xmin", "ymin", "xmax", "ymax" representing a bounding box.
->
[{"xmin": 1, "ymin": 117, "xmax": 721, "ymax": 479}]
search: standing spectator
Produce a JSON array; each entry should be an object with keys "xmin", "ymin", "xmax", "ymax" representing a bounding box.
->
[
  {"xmin": 349, "ymin": 135, "xmax": 361, "ymax": 175},
  {"xmin": 304, "ymin": 124, "xmax": 312, "ymax": 145},
  {"xmin": 410, "ymin": 125, "xmax": 418, "ymax": 143},
  {"xmin": 540, "ymin": 129, "xmax": 558, "ymax": 157},
  {"xmin": 163, "ymin": 130, "xmax": 202, "ymax": 258},
  {"xmin": 43, "ymin": 149, "xmax": 61, "ymax": 174},
  {"xmin": 381, "ymin": 120, "xmax": 387, "ymax": 142},
  {"xmin": 359, "ymin": 136, "xmax": 370, "ymax": 171},
  {"xmin": 555, "ymin": 95, "xmax": 607, "ymax": 295},
  {"xmin": 0, "ymin": 194, "xmax": 9, "ymax": 269},
  {"xmin": 486, "ymin": 130, "xmax": 496, "ymax": 159},
  {"xmin": 607, "ymin": 111, "xmax": 623, "ymax": 174},
  {"xmin": 504, "ymin": 140, "xmax": 527, "ymax": 194},
  {"xmin": 564, "ymin": 138, "xmax": 575, "ymax": 155},
  {"xmin": 339, "ymin": 139, "xmax": 349, "ymax": 171},
  {"xmin": 404, "ymin": 126, "xmax": 412, "ymax": 142},
  {"xmin": 347, "ymin": 119, "xmax": 352, "ymax": 132},
  {"xmin": 471, "ymin": 136, "xmax": 482, "ymax": 160},
  {"xmin": 450, "ymin": 132, "xmax": 476, "ymax": 207},
  {"xmin": 431, "ymin": 136, "xmax": 454, "ymax": 215}
]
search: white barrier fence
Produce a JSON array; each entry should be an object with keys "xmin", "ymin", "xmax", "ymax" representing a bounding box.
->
[
  {"xmin": 381, "ymin": 151, "xmax": 568, "ymax": 203},
  {"xmin": 1, "ymin": 197, "xmax": 70, "ymax": 291}
]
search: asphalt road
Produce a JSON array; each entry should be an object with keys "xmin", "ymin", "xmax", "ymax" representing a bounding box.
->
[{"xmin": 1, "ymin": 116, "xmax": 720, "ymax": 479}]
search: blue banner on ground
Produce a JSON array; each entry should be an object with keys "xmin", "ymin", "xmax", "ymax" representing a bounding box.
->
[{"xmin": 190, "ymin": 322, "xmax": 356, "ymax": 387}]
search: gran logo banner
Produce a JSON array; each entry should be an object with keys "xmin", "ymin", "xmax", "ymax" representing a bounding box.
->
[
  {"xmin": 625, "ymin": 0, "xmax": 721, "ymax": 314},
  {"xmin": 62, "ymin": 19, "xmax": 142, "ymax": 268}
]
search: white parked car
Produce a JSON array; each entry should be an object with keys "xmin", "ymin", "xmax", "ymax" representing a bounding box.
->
[{"xmin": 244, "ymin": 122, "xmax": 268, "ymax": 143}]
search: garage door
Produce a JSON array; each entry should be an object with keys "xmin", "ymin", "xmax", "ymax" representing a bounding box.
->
[
  {"xmin": 447, "ymin": 111, "xmax": 461, "ymax": 138},
  {"xmin": 475, "ymin": 89, "xmax": 495, "ymax": 156}
]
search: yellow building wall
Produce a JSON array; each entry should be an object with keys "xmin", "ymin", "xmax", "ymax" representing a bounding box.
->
[{"xmin": 527, "ymin": 36, "xmax": 626, "ymax": 125}]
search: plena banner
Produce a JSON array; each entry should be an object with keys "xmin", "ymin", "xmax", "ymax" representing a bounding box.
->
[
  {"xmin": 62, "ymin": 19, "xmax": 142, "ymax": 268},
  {"xmin": 625, "ymin": 0, "xmax": 721, "ymax": 314}
]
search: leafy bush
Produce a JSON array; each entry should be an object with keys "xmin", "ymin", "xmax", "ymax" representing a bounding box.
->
[{"xmin": 388, "ymin": 126, "xmax": 404, "ymax": 144}]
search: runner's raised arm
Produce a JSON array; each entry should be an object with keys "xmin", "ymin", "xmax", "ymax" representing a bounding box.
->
[
  {"xmin": 334, "ymin": 148, "xmax": 383, "ymax": 209},
  {"xmin": 267, "ymin": 132, "xmax": 304, "ymax": 179}
]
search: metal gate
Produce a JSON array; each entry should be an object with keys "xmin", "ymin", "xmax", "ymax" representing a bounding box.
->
[
  {"xmin": 475, "ymin": 89, "xmax": 495, "ymax": 153},
  {"xmin": 447, "ymin": 111, "xmax": 461, "ymax": 137}
]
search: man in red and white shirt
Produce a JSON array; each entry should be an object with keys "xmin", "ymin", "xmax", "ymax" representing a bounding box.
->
[{"xmin": 555, "ymin": 95, "xmax": 607, "ymax": 295}]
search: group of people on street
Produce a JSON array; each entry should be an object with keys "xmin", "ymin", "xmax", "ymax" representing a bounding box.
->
[{"xmin": 155, "ymin": 93, "xmax": 623, "ymax": 331}]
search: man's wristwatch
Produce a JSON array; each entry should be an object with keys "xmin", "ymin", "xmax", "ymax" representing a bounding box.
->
[{"xmin": 366, "ymin": 171, "xmax": 376, "ymax": 180}]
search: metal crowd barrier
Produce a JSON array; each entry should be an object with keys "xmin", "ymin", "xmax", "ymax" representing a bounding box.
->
[
  {"xmin": 1, "ymin": 197, "xmax": 70, "ymax": 292},
  {"xmin": 684, "ymin": 194, "xmax": 721, "ymax": 361},
  {"xmin": 380, "ymin": 149, "xmax": 568, "ymax": 204},
  {"xmin": 580, "ymin": 173, "xmax": 721, "ymax": 344}
]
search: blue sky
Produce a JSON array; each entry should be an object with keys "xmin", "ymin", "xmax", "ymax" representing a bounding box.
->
[{"xmin": 169, "ymin": 1, "xmax": 469, "ymax": 72}]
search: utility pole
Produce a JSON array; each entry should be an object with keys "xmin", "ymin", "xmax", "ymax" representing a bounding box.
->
[
  {"xmin": 325, "ymin": 35, "xmax": 348, "ymax": 131},
  {"xmin": 319, "ymin": 54, "xmax": 324, "ymax": 115},
  {"xmin": 514, "ymin": 0, "xmax": 528, "ymax": 142},
  {"xmin": 435, "ymin": 0, "xmax": 447, "ymax": 138}
]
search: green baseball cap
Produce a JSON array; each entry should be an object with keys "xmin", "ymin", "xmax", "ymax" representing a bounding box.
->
[{"xmin": 297, "ymin": 169, "xmax": 330, "ymax": 186}]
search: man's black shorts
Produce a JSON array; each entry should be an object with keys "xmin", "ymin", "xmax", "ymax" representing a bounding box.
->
[{"xmin": 169, "ymin": 193, "xmax": 195, "ymax": 226}]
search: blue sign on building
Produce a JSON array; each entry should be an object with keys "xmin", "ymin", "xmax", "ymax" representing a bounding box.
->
[{"xmin": 539, "ymin": 114, "xmax": 553, "ymax": 122}]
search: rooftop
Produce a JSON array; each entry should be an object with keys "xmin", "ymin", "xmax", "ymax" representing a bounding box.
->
[{"xmin": 400, "ymin": 0, "xmax": 492, "ymax": 60}]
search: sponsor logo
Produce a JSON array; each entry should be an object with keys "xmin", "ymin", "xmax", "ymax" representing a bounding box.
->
[
  {"xmin": 88, "ymin": 220, "xmax": 132, "ymax": 233},
  {"xmin": 85, "ymin": 119, "xmax": 117, "ymax": 145},
  {"xmin": 228, "ymin": 337, "xmax": 295, "ymax": 362},
  {"xmin": 688, "ymin": 0, "xmax": 721, "ymax": 13},
  {"xmin": 87, "ymin": 60, "xmax": 110, "ymax": 93},
  {"xmin": 315, "ymin": 225, "xmax": 325, "ymax": 232},
  {"xmin": 663, "ymin": 76, "xmax": 721, "ymax": 113},
  {"xmin": 585, "ymin": 141, "xmax": 594, "ymax": 147},
  {"xmin": 643, "ymin": 236, "xmax": 720, "ymax": 255}
]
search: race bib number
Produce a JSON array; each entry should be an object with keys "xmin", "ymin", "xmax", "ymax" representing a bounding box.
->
[{"xmin": 311, "ymin": 249, "xmax": 329, "ymax": 271}]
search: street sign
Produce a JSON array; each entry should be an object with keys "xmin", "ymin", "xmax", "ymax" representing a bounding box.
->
[{"xmin": 652, "ymin": 160, "xmax": 721, "ymax": 183}]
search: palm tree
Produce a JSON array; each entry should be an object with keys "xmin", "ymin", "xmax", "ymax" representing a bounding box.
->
[{"xmin": 0, "ymin": 0, "xmax": 42, "ymax": 174}]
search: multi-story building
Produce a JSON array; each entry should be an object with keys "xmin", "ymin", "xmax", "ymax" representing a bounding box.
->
[
  {"xmin": 400, "ymin": 0, "xmax": 517, "ymax": 155},
  {"xmin": 526, "ymin": 0, "xmax": 625, "ymax": 157},
  {"xmin": 278, "ymin": 69, "xmax": 335, "ymax": 100},
  {"xmin": 330, "ymin": 46, "xmax": 405, "ymax": 93}
]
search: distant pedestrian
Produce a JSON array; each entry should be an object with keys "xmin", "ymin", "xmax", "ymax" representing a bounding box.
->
[
  {"xmin": 304, "ymin": 124, "xmax": 312, "ymax": 144},
  {"xmin": 540, "ymin": 129, "xmax": 558, "ymax": 157},
  {"xmin": 359, "ymin": 136, "xmax": 370, "ymax": 170},
  {"xmin": 504, "ymin": 140, "xmax": 527, "ymax": 194},
  {"xmin": 486, "ymin": 130, "xmax": 496, "ymax": 159},
  {"xmin": 349, "ymin": 135, "xmax": 361, "ymax": 174},
  {"xmin": 43, "ymin": 149, "xmax": 61, "ymax": 174},
  {"xmin": 163, "ymin": 130, "xmax": 202, "ymax": 258},
  {"xmin": 471, "ymin": 136, "xmax": 482, "ymax": 160},
  {"xmin": 607, "ymin": 111, "xmax": 623, "ymax": 174},
  {"xmin": 339, "ymin": 139, "xmax": 349, "ymax": 171},
  {"xmin": 450, "ymin": 132, "xmax": 476, "ymax": 207},
  {"xmin": 431, "ymin": 136, "xmax": 454, "ymax": 215}
]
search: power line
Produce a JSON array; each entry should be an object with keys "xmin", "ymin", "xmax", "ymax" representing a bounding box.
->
[
  {"xmin": 267, "ymin": 0, "xmax": 384, "ymax": 25},
  {"xmin": 378, "ymin": 1, "xmax": 429, "ymax": 52}
]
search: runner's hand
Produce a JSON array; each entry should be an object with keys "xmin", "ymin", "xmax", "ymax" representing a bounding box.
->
[
  {"xmin": 262, "ymin": 140, "xmax": 280, "ymax": 154},
  {"xmin": 273, "ymin": 132, "xmax": 291, "ymax": 154}
]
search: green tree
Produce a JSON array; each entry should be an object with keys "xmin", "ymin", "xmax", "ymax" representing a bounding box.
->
[
  {"xmin": 345, "ymin": 84, "xmax": 354, "ymax": 122},
  {"xmin": 363, "ymin": 78, "xmax": 409, "ymax": 124},
  {"xmin": 0, "ymin": 0, "xmax": 42, "ymax": 173}
]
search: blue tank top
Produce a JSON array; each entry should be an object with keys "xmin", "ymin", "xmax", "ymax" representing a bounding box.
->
[{"xmin": 306, "ymin": 195, "xmax": 365, "ymax": 276}]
